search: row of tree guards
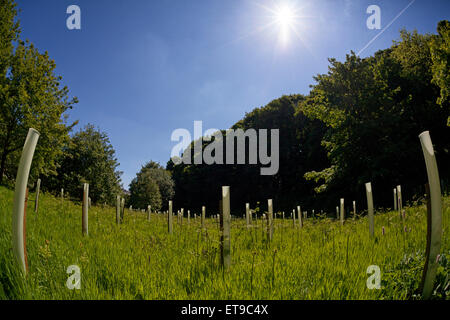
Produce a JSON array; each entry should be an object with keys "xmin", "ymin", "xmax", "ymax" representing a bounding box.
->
[{"xmin": 10, "ymin": 129, "xmax": 443, "ymax": 299}]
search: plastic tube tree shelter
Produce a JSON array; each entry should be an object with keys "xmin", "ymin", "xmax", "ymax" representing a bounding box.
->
[
  {"xmin": 201, "ymin": 206, "xmax": 205, "ymax": 228},
  {"xmin": 168, "ymin": 201, "xmax": 173, "ymax": 234},
  {"xmin": 365, "ymin": 182, "xmax": 374, "ymax": 237},
  {"xmin": 34, "ymin": 178, "xmax": 41, "ymax": 213},
  {"xmin": 297, "ymin": 206, "xmax": 303, "ymax": 228},
  {"xmin": 292, "ymin": 208, "xmax": 296, "ymax": 227},
  {"xmin": 187, "ymin": 210, "xmax": 190, "ymax": 224},
  {"xmin": 419, "ymin": 131, "xmax": 442, "ymax": 299},
  {"xmin": 221, "ymin": 186, "xmax": 231, "ymax": 269},
  {"xmin": 393, "ymin": 188, "xmax": 398, "ymax": 211},
  {"xmin": 246, "ymin": 203, "xmax": 250, "ymax": 228},
  {"xmin": 352, "ymin": 201, "xmax": 356, "ymax": 220},
  {"xmin": 120, "ymin": 197, "xmax": 125, "ymax": 222},
  {"xmin": 116, "ymin": 195, "xmax": 121, "ymax": 224},
  {"xmin": 147, "ymin": 205, "xmax": 151, "ymax": 221},
  {"xmin": 340, "ymin": 198, "xmax": 345, "ymax": 225},
  {"xmin": 267, "ymin": 199, "xmax": 273, "ymax": 241},
  {"xmin": 12, "ymin": 128, "xmax": 40, "ymax": 275},
  {"xmin": 82, "ymin": 183, "xmax": 89, "ymax": 235},
  {"xmin": 397, "ymin": 185, "xmax": 402, "ymax": 218}
]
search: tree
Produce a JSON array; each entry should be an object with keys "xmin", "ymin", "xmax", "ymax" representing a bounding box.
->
[
  {"xmin": 129, "ymin": 168, "xmax": 162, "ymax": 211},
  {"xmin": 429, "ymin": 20, "xmax": 450, "ymax": 125},
  {"xmin": 0, "ymin": 0, "xmax": 19, "ymax": 73},
  {"xmin": 141, "ymin": 161, "xmax": 174, "ymax": 209},
  {"xmin": 47, "ymin": 124, "xmax": 122, "ymax": 204},
  {"xmin": 302, "ymin": 25, "xmax": 449, "ymax": 208},
  {"xmin": 0, "ymin": 0, "xmax": 77, "ymax": 185}
]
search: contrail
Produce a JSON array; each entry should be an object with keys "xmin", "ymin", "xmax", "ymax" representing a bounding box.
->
[{"xmin": 357, "ymin": 0, "xmax": 415, "ymax": 56}]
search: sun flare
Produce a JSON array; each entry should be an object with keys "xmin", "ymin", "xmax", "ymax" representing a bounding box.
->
[
  {"xmin": 232, "ymin": 1, "xmax": 313, "ymax": 51},
  {"xmin": 268, "ymin": 3, "xmax": 302, "ymax": 45},
  {"xmin": 274, "ymin": 5, "xmax": 296, "ymax": 28}
]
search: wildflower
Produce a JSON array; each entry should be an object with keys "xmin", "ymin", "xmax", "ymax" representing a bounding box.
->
[
  {"xmin": 39, "ymin": 241, "xmax": 51, "ymax": 259},
  {"xmin": 80, "ymin": 252, "xmax": 89, "ymax": 263}
]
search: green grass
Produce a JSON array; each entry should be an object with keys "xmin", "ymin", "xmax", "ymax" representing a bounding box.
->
[{"xmin": 0, "ymin": 185, "xmax": 448, "ymax": 300}]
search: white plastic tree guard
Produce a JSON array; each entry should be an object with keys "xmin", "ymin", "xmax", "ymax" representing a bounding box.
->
[
  {"xmin": 246, "ymin": 203, "xmax": 250, "ymax": 228},
  {"xmin": 201, "ymin": 206, "xmax": 205, "ymax": 228},
  {"xmin": 365, "ymin": 182, "xmax": 374, "ymax": 237},
  {"xmin": 168, "ymin": 201, "xmax": 173, "ymax": 234},
  {"xmin": 221, "ymin": 186, "xmax": 231, "ymax": 269},
  {"xmin": 419, "ymin": 131, "xmax": 442, "ymax": 299},
  {"xmin": 116, "ymin": 195, "xmax": 121, "ymax": 224},
  {"xmin": 397, "ymin": 185, "xmax": 402, "ymax": 217},
  {"xmin": 12, "ymin": 128, "xmax": 40, "ymax": 275},
  {"xmin": 268, "ymin": 199, "xmax": 273, "ymax": 241},
  {"xmin": 34, "ymin": 178, "xmax": 41, "ymax": 213},
  {"xmin": 297, "ymin": 206, "xmax": 302, "ymax": 228},
  {"xmin": 82, "ymin": 183, "xmax": 89, "ymax": 235},
  {"xmin": 393, "ymin": 188, "xmax": 397, "ymax": 211},
  {"xmin": 352, "ymin": 201, "xmax": 356, "ymax": 220}
]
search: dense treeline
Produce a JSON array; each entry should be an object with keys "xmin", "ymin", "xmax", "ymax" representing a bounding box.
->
[
  {"xmin": 168, "ymin": 22, "xmax": 449, "ymax": 216},
  {"xmin": 302, "ymin": 26, "xmax": 449, "ymax": 211},
  {"xmin": 167, "ymin": 95, "xmax": 330, "ymax": 214}
]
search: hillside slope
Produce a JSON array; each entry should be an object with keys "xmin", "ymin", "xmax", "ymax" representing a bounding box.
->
[{"xmin": 0, "ymin": 186, "xmax": 448, "ymax": 299}]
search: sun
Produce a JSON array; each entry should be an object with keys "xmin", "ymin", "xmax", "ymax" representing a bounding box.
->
[
  {"xmin": 274, "ymin": 5, "xmax": 296, "ymax": 28},
  {"xmin": 231, "ymin": 1, "xmax": 313, "ymax": 51},
  {"xmin": 269, "ymin": 3, "xmax": 301, "ymax": 45}
]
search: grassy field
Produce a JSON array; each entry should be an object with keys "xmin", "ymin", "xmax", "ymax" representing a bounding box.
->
[{"xmin": 0, "ymin": 185, "xmax": 448, "ymax": 300}]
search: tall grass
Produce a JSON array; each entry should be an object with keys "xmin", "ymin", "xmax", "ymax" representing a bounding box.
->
[{"xmin": 0, "ymin": 185, "xmax": 448, "ymax": 299}]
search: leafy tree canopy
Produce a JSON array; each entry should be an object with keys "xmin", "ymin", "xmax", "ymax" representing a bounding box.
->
[
  {"xmin": 0, "ymin": 0, "xmax": 77, "ymax": 185},
  {"xmin": 46, "ymin": 124, "xmax": 122, "ymax": 204}
]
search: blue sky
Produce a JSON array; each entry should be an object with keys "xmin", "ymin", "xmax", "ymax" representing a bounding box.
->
[{"xmin": 15, "ymin": 0, "xmax": 450, "ymax": 189}]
